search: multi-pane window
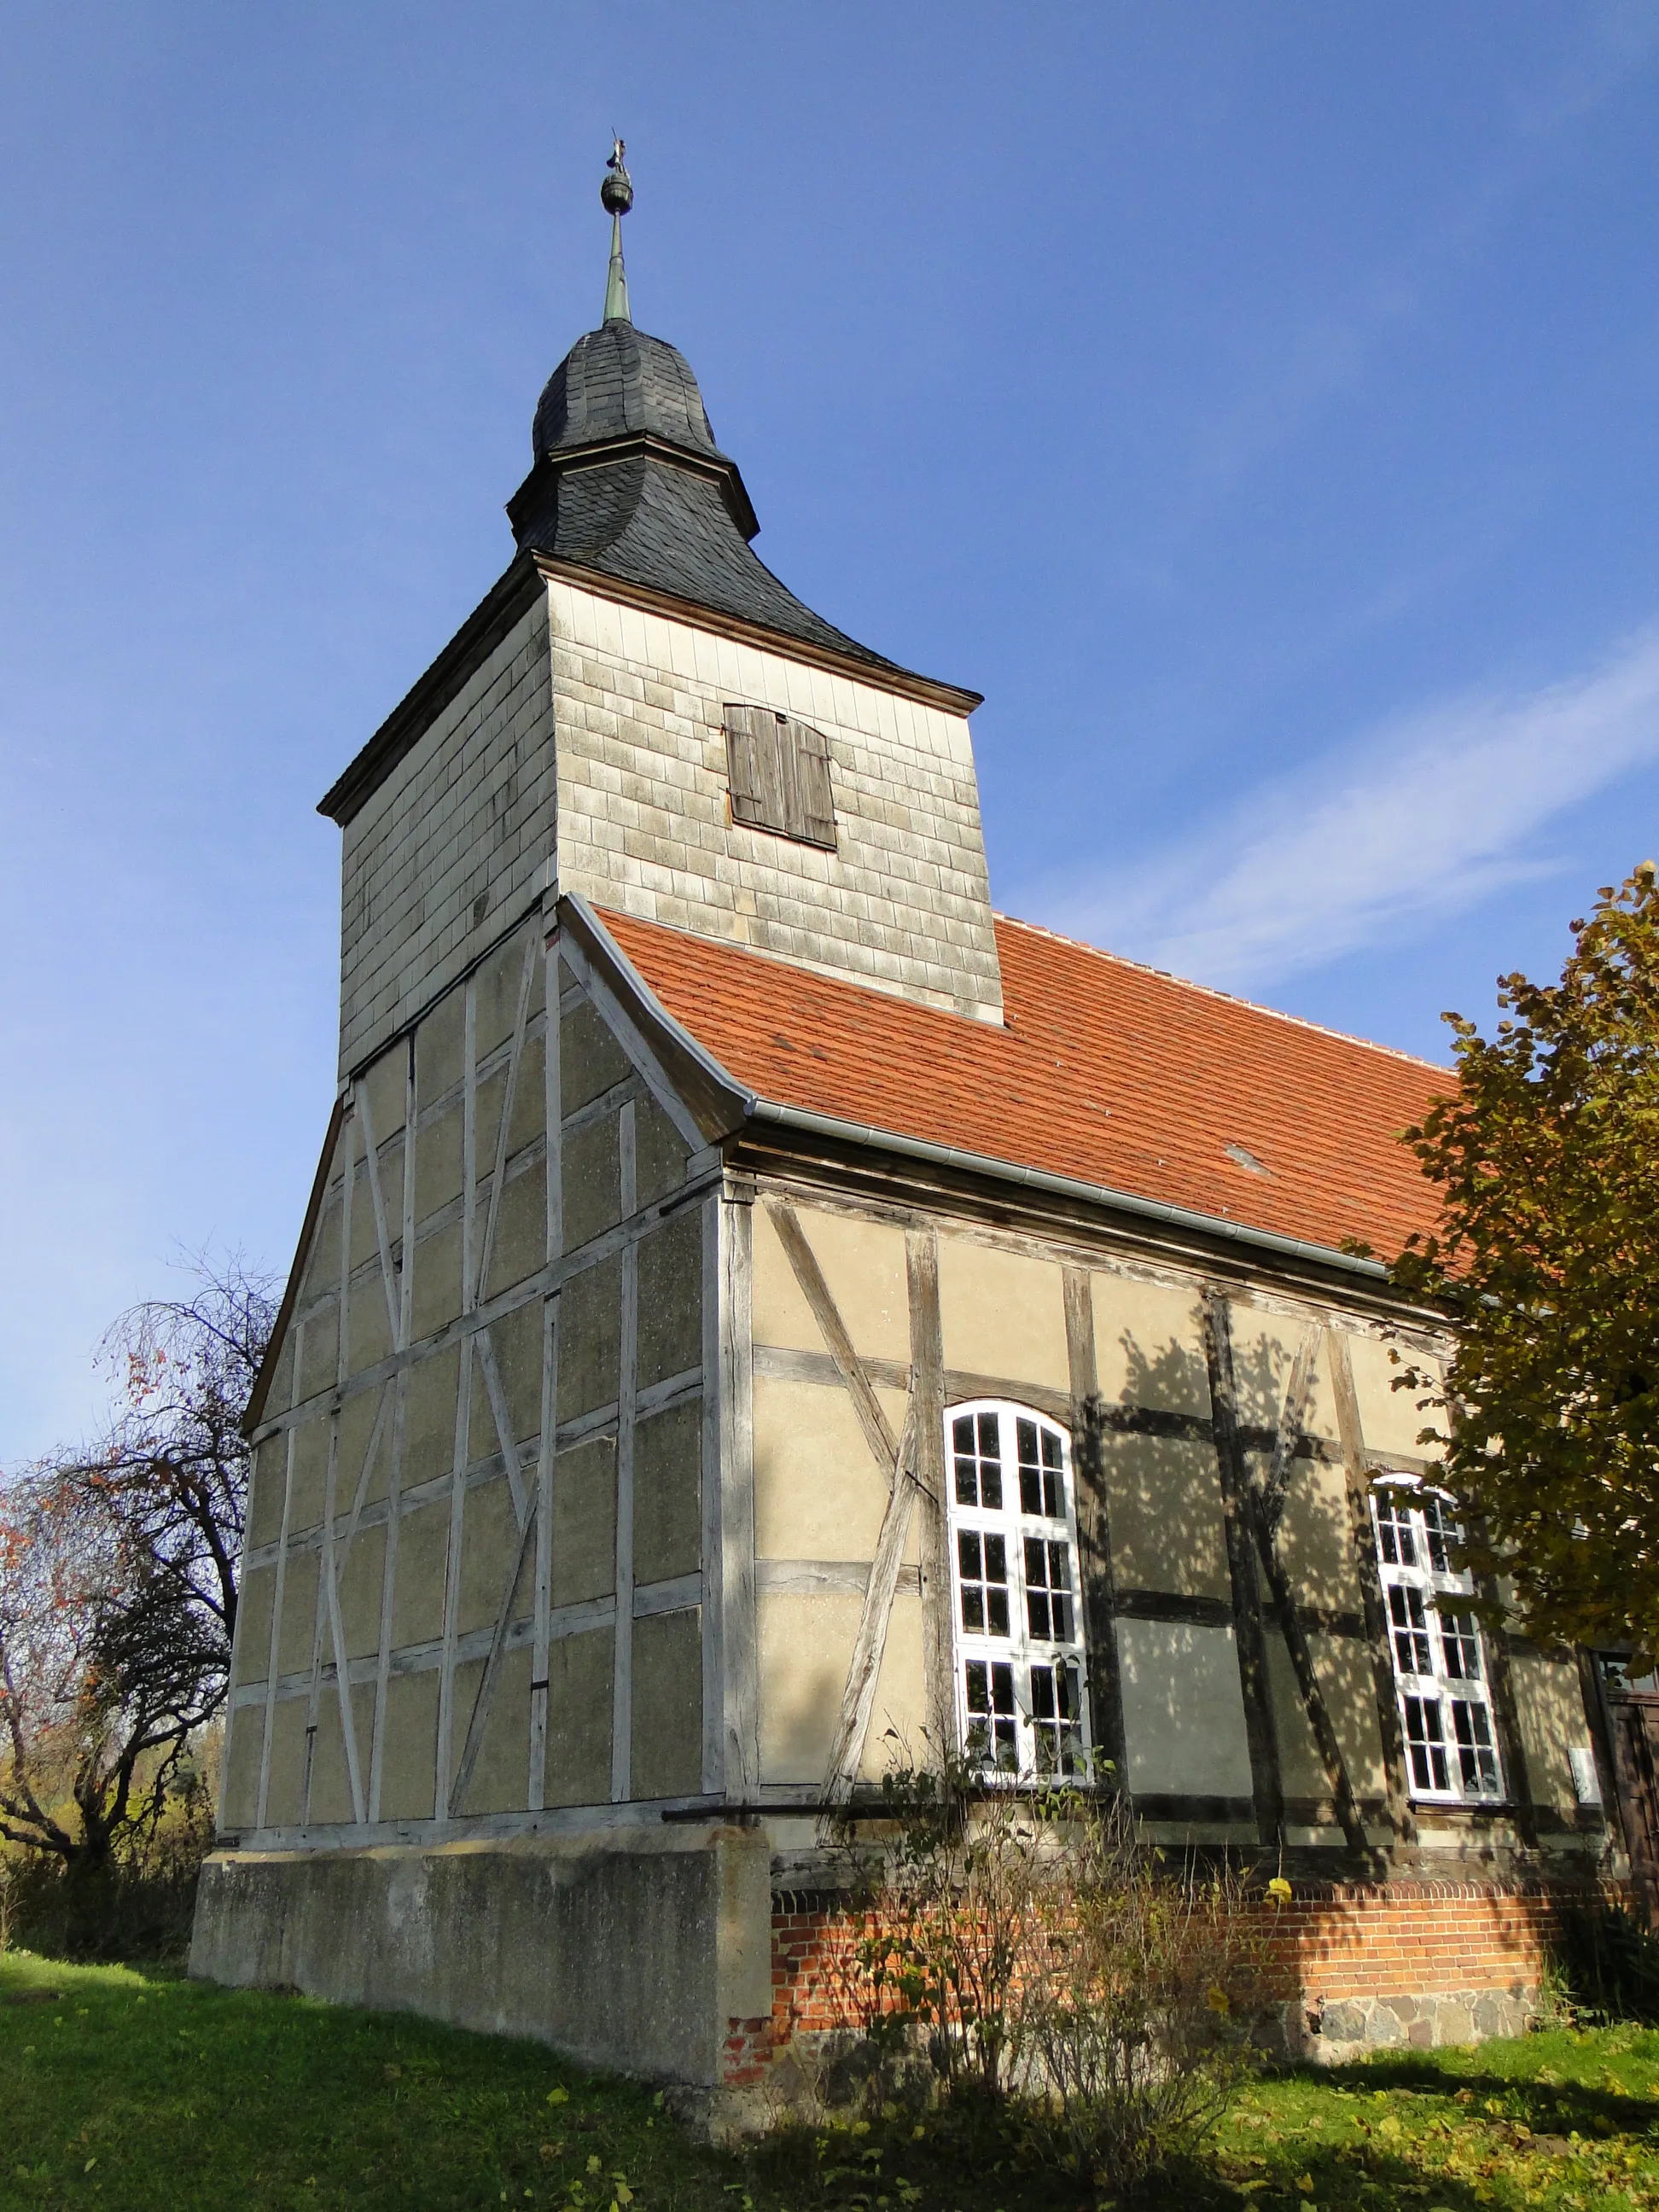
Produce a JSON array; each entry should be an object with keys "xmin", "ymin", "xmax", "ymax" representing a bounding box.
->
[
  {"xmin": 1372, "ymin": 1476, "xmax": 1503, "ymax": 1803},
  {"xmin": 947, "ymin": 1402, "xmax": 1091, "ymax": 1780}
]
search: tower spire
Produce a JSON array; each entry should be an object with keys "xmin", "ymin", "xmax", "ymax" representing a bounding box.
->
[{"xmin": 601, "ymin": 137, "xmax": 632, "ymax": 325}]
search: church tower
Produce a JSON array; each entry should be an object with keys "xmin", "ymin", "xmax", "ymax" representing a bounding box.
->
[{"xmin": 321, "ymin": 141, "xmax": 1002, "ymax": 1092}]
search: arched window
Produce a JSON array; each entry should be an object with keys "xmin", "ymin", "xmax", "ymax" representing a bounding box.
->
[
  {"xmin": 1371, "ymin": 1474, "xmax": 1503, "ymax": 1803},
  {"xmin": 946, "ymin": 1400, "xmax": 1091, "ymax": 1780}
]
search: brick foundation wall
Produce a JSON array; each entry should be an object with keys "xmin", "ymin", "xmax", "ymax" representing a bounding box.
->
[{"xmin": 737, "ymin": 1879, "xmax": 1611, "ymax": 2087}]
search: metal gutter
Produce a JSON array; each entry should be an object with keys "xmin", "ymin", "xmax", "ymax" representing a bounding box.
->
[
  {"xmin": 566, "ymin": 896, "xmax": 1391, "ymax": 1288},
  {"xmin": 749, "ymin": 1100, "xmax": 1389, "ymax": 1282}
]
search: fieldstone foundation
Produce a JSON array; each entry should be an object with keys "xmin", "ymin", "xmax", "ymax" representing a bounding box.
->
[{"xmin": 1307, "ymin": 1986, "xmax": 1537, "ymax": 2064}]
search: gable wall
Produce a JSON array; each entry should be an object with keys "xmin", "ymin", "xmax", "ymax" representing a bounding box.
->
[{"xmin": 223, "ymin": 905, "xmax": 723, "ymax": 1844}]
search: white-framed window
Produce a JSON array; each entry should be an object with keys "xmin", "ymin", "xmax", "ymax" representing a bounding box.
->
[
  {"xmin": 946, "ymin": 1400, "xmax": 1091, "ymax": 1781},
  {"xmin": 1371, "ymin": 1476, "xmax": 1503, "ymax": 1804}
]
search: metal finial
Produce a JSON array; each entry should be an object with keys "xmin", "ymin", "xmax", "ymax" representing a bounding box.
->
[{"xmin": 601, "ymin": 136, "xmax": 632, "ymax": 324}]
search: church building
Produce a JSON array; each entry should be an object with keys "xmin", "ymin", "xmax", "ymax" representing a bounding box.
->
[{"xmin": 191, "ymin": 152, "xmax": 1635, "ymax": 2115}]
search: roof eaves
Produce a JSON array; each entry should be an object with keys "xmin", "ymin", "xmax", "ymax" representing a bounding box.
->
[
  {"xmin": 575, "ymin": 901, "xmax": 1394, "ymax": 1288},
  {"xmin": 532, "ymin": 553, "xmax": 984, "ymax": 719}
]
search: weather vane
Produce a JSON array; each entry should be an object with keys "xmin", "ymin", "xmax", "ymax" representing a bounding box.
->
[{"xmin": 602, "ymin": 137, "xmax": 633, "ymax": 324}]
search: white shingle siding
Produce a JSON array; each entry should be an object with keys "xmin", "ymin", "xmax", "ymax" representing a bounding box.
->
[
  {"xmin": 334, "ymin": 573, "xmax": 1004, "ymax": 1074},
  {"xmin": 547, "ymin": 577, "xmax": 1004, "ymax": 1023},
  {"xmin": 337, "ymin": 597, "xmax": 556, "ymax": 1077}
]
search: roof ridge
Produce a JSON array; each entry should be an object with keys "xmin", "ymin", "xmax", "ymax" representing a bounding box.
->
[{"xmin": 992, "ymin": 910, "xmax": 1450, "ymax": 1077}]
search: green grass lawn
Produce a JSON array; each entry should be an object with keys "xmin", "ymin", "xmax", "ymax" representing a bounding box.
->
[{"xmin": 7, "ymin": 1947, "xmax": 1659, "ymax": 2212}]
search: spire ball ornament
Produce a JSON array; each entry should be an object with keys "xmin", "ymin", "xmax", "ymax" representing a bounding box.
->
[
  {"xmin": 601, "ymin": 136, "xmax": 633, "ymax": 216},
  {"xmin": 601, "ymin": 136, "xmax": 633, "ymax": 324}
]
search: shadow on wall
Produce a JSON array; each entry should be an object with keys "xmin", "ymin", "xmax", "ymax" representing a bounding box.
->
[{"xmin": 1097, "ymin": 1324, "xmax": 1382, "ymax": 1817}]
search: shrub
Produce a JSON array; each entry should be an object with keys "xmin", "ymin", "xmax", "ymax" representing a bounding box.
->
[
  {"xmin": 836, "ymin": 1748, "xmax": 1278, "ymax": 2191},
  {"xmin": 1551, "ymin": 1900, "xmax": 1659, "ymax": 2026}
]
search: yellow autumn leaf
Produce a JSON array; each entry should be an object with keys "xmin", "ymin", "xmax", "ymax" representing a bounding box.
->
[
  {"xmin": 1267, "ymin": 1877, "xmax": 1293, "ymax": 1904},
  {"xmin": 589, "ymin": 2154, "xmax": 603, "ymax": 2174},
  {"xmin": 548, "ymin": 2086, "xmax": 569, "ymax": 2104},
  {"xmin": 1296, "ymin": 2174, "xmax": 1314, "ymax": 2195}
]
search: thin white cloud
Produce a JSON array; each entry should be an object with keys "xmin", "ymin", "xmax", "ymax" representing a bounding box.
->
[{"xmin": 1030, "ymin": 627, "xmax": 1659, "ymax": 993}]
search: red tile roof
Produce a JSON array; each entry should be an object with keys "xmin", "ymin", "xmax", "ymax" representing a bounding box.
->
[{"xmin": 599, "ymin": 906, "xmax": 1449, "ymax": 1262}]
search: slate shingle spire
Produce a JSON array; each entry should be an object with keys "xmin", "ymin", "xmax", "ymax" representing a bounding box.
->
[{"xmin": 502, "ymin": 146, "xmax": 928, "ymax": 684}]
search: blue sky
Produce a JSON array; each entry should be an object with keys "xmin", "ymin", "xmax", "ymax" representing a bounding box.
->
[{"xmin": 3, "ymin": 4, "xmax": 1658, "ymax": 1464}]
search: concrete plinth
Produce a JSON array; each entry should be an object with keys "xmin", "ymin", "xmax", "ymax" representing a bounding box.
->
[{"xmin": 190, "ymin": 1825, "xmax": 772, "ymax": 2092}]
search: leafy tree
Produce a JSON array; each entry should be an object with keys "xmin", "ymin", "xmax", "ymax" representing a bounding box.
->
[
  {"xmin": 1388, "ymin": 863, "xmax": 1659, "ymax": 1659},
  {"xmin": 0, "ymin": 1255, "xmax": 275, "ymax": 1883}
]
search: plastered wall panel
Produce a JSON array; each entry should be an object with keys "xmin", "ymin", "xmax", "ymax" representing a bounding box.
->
[
  {"xmin": 415, "ymin": 1103, "xmax": 463, "ymax": 1224},
  {"xmin": 338, "ymin": 1385, "xmax": 387, "ymax": 1511},
  {"xmin": 793, "ymin": 1209, "xmax": 911, "ymax": 1365},
  {"xmin": 360, "ymin": 1040, "xmax": 407, "ymax": 1148},
  {"xmin": 1346, "ymin": 1332, "xmax": 1447, "ymax": 1461},
  {"xmin": 411, "ymin": 1221, "xmax": 463, "ymax": 1342},
  {"xmin": 452, "ymin": 1644, "xmax": 533, "ymax": 1815},
  {"xmin": 392, "ymin": 1503, "xmax": 451, "ymax": 1651},
  {"xmin": 1262, "ymin": 1453, "xmax": 1365, "ymax": 1615},
  {"xmin": 632, "ymin": 1610, "xmax": 703, "ymax": 1800},
  {"xmin": 350, "ymin": 1266, "xmax": 394, "ymax": 1377},
  {"xmin": 562, "ymin": 997, "xmax": 632, "ymax": 1114},
  {"xmin": 307, "ymin": 1684, "xmax": 376, "ymax": 1825},
  {"xmin": 754, "ymin": 1375, "xmax": 906, "ymax": 1560},
  {"xmin": 456, "ymin": 1476, "xmax": 522, "ymax": 1638},
  {"xmin": 416, "ymin": 989, "xmax": 465, "ymax": 1109},
  {"xmin": 486, "ymin": 1159, "xmax": 547, "ymax": 1300},
  {"xmin": 491, "ymin": 1295, "xmax": 544, "ymax": 1444},
  {"xmin": 506, "ymin": 1030, "xmax": 546, "ymax": 1159},
  {"xmin": 1091, "ymin": 1274, "xmax": 1211, "ymax": 1419},
  {"xmin": 337, "ymin": 1524, "xmax": 387, "ymax": 1661},
  {"xmin": 276, "ymin": 1551, "xmax": 320, "ymax": 1679},
  {"xmin": 938, "ymin": 1239, "xmax": 1069, "ymax": 1392},
  {"xmin": 633, "ymin": 1397, "xmax": 702, "ymax": 1585},
  {"xmin": 288, "ymin": 1418, "xmax": 330, "ymax": 1537},
  {"xmin": 551, "ymin": 1436, "xmax": 617, "ymax": 1605},
  {"xmin": 1513, "ymin": 1653, "xmax": 1592, "ymax": 1815},
  {"xmin": 751, "ymin": 1204, "xmax": 825, "ymax": 1353},
  {"xmin": 1227, "ymin": 1309, "xmax": 1341, "ymax": 1441},
  {"xmin": 758, "ymin": 1591, "xmax": 859, "ymax": 1784},
  {"xmin": 234, "ymin": 1567, "xmax": 275, "ymax": 1691},
  {"xmin": 404, "ymin": 1346, "xmax": 462, "ymax": 1490},
  {"xmin": 220, "ymin": 1705, "xmax": 264, "ymax": 1831},
  {"xmin": 264, "ymin": 1697, "xmax": 309, "ymax": 1825},
  {"xmin": 563, "ymin": 1116, "xmax": 620, "ymax": 1251},
  {"xmin": 634, "ymin": 1093, "xmax": 688, "ymax": 1210},
  {"xmin": 247, "ymin": 1440, "xmax": 287, "ymax": 1550},
  {"xmin": 1102, "ymin": 1433, "xmax": 1230, "ymax": 1599},
  {"xmin": 298, "ymin": 1302, "xmax": 339, "ymax": 1406},
  {"xmin": 859, "ymin": 1591, "xmax": 927, "ymax": 1779},
  {"xmin": 544, "ymin": 1627, "xmax": 614, "ymax": 1808},
  {"xmin": 558, "ymin": 1258, "xmax": 621, "ymax": 1420},
  {"xmin": 637, "ymin": 1210, "xmax": 702, "ymax": 1387},
  {"xmin": 1115, "ymin": 1620, "xmax": 1254, "ymax": 1799},
  {"xmin": 378, "ymin": 1669, "xmax": 440, "ymax": 1820}
]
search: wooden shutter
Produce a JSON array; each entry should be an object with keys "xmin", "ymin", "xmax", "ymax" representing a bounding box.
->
[
  {"xmin": 723, "ymin": 702, "xmax": 835, "ymax": 848},
  {"xmin": 790, "ymin": 719, "xmax": 835, "ymax": 847},
  {"xmin": 724, "ymin": 703, "xmax": 777, "ymax": 830}
]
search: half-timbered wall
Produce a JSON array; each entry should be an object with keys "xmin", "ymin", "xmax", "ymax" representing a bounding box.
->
[
  {"xmin": 221, "ymin": 905, "xmax": 719, "ymax": 1841},
  {"xmin": 743, "ymin": 1187, "xmax": 1599, "ymax": 1856}
]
